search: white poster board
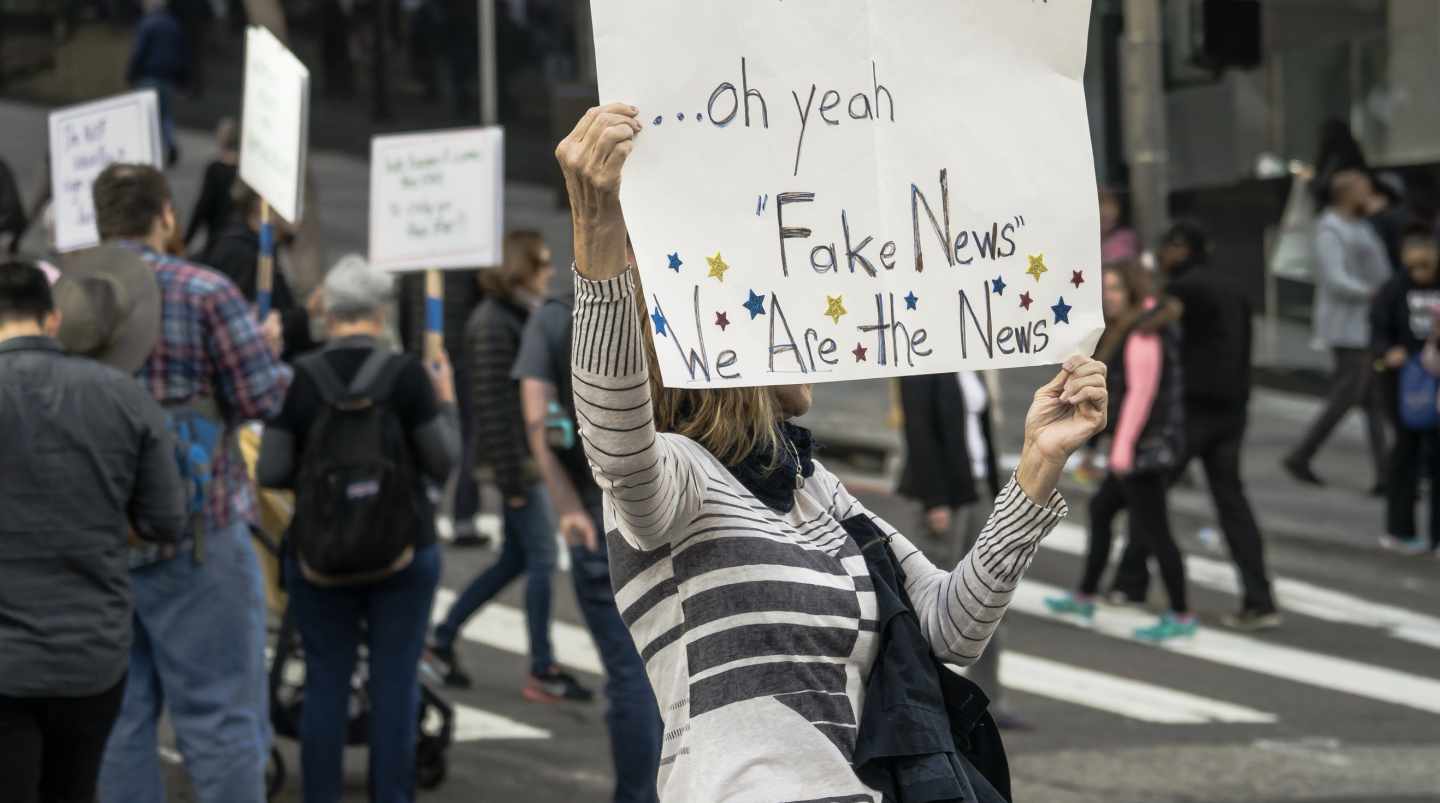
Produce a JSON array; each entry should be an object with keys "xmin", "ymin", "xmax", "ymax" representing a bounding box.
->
[
  {"xmin": 239, "ymin": 25, "xmax": 310, "ymax": 224},
  {"xmin": 48, "ymin": 90, "xmax": 162, "ymax": 253},
  {"xmin": 368, "ymin": 127, "xmax": 505, "ymax": 272},
  {"xmin": 592, "ymin": 0, "xmax": 1102, "ymax": 388}
]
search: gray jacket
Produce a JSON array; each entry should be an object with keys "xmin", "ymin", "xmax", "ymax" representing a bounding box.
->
[
  {"xmin": 0, "ymin": 336, "xmax": 185, "ymax": 697},
  {"xmin": 1312, "ymin": 210, "xmax": 1392, "ymax": 349}
]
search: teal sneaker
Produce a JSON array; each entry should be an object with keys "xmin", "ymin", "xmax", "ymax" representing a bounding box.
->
[
  {"xmin": 1379, "ymin": 534, "xmax": 1430, "ymax": 556},
  {"xmin": 1134, "ymin": 612, "xmax": 1198, "ymax": 643},
  {"xmin": 1043, "ymin": 594, "xmax": 1096, "ymax": 624}
]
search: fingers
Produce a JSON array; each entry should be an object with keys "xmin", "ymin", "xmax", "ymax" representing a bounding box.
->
[
  {"xmin": 558, "ymin": 104, "xmax": 640, "ymax": 175},
  {"xmin": 1067, "ymin": 386, "xmax": 1106, "ymax": 410},
  {"xmin": 568, "ymin": 103, "xmax": 638, "ymax": 147},
  {"xmin": 1061, "ymin": 372, "xmax": 1105, "ymax": 403}
]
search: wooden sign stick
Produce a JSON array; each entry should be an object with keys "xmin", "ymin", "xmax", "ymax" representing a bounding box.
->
[{"xmin": 256, "ymin": 200, "xmax": 275, "ymax": 320}]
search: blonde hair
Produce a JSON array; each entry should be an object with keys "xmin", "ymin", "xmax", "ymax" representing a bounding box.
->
[{"xmin": 633, "ymin": 277, "xmax": 782, "ymax": 466}]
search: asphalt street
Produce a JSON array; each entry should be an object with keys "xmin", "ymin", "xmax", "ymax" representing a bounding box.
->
[{"xmin": 236, "ymin": 367, "xmax": 1440, "ymax": 803}]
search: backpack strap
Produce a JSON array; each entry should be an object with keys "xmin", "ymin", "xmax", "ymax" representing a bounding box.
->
[
  {"xmin": 347, "ymin": 348, "xmax": 399, "ymax": 401},
  {"xmin": 300, "ymin": 353, "xmax": 351, "ymax": 407}
]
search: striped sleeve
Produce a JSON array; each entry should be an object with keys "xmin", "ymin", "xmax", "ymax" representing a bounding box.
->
[
  {"xmin": 826, "ymin": 468, "xmax": 1067, "ymax": 666},
  {"xmin": 571, "ymin": 267, "xmax": 706, "ymax": 549}
]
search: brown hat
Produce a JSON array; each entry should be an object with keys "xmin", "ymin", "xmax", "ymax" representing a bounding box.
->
[{"xmin": 52, "ymin": 245, "xmax": 160, "ymax": 373}]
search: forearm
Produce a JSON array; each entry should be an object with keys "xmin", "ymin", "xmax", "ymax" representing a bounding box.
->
[
  {"xmin": 131, "ymin": 421, "xmax": 186, "ymax": 541},
  {"xmin": 256, "ymin": 427, "xmax": 297, "ymax": 489},
  {"xmin": 572, "ymin": 218, "xmax": 629, "ymax": 282},
  {"xmin": 895, "ymin": 475, "xmax": 1068, "ymax": 665},
  {"xmin": 414, "ymin": 405, "xmax": 460, "ymax": 483},
  {"xmin": 1110, "ymin": 336, "xmax": 1161, "ymax": 469},
  {"xmin": 573, "ymin": 269, "xmax": 700, "ymax": 545}
]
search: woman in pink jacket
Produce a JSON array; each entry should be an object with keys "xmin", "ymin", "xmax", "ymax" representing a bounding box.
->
[{"xmin": 1046, "ymin": 260, "xmax": 1193, "ymax": 642}]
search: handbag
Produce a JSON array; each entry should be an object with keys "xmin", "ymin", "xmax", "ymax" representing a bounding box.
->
[{"xmin": 1398, "ymin": 354, "xmax": 1440, "ymax": 431}]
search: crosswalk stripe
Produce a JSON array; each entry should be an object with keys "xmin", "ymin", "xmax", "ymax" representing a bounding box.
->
[
  {"xmin": 449, "ymin": 703, "xmax": 552, "ymax": 741},
  {"xmin": 1012, "ymin": 578, "xmax": 1440, "ymax": 716},
  {"xmin": 984, "ymin": 652, "xmax": 1276, "ymax": 724},
  {"xmin": 437, "ymin": 589, "xmax": 1276, "ymax": 726},
  {"xmin": 432, "ymin": 588, "xmax": 604, "ymax": 676},
  {"xmin": 1040, "ymin": 522, "xmax": 1440, "ymax": 649}
]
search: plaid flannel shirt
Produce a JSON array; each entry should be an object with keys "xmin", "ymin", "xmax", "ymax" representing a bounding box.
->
[{"xmin": 125, "ymin": 242, "xmax": 292, "ymax": 533}]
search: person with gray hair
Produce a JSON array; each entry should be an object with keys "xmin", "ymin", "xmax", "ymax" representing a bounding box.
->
[{"xmin": 258, "ymin": 254, "xmax": 460, "ymax": 803}]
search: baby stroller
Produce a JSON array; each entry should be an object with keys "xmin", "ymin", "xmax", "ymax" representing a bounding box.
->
[
  {"xmin": 238, "ymin": 425, "xmax": 454, "ymax": 798},
  {"xmin": 265, "ymin": 594, "xmax": 455, "ymax": 798}
]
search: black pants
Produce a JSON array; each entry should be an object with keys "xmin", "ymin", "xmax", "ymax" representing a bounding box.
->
[
  {"xmin": 0, "ymin": 676, "xmax": 126, "ymax": 803},
  {"xmin": 1114, "ymin": 410, "xmax": 1276, "ymax": 613},
  {"xmin": 1386, "ymin": 426, "xmax": 1440, "ymax": 548},
  {"xmin": 1081, "ymin": 472, "xmax": 1188, "ymax": 614},
  {"xmin": 1289, "ymin": 346, "xmax": 1388, "ymax": 482}
]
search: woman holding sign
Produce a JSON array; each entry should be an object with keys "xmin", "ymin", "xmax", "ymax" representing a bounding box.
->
[{"xmin": 556, "ymin": 104, "xmax": 1108, "ymax": 802}]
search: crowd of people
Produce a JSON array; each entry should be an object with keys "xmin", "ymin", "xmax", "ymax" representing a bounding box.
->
[
  {"xmin": 1281, "ymin": 144, "xmax": 1440, "ymax": 558},
  {"xmin": 2, "ymin": 74, "xmax": 1437, "ymax": 803}
]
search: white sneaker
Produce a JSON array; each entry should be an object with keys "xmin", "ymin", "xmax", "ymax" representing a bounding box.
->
[{"xmin": 1379, "ymin": 534, "xmax": 1430, "ymax": 556}]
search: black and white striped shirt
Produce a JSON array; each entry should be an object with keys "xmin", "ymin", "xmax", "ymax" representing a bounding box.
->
[{"xmin": 572, "ymin": 269, "xmax": 1068, "ymax": 803}]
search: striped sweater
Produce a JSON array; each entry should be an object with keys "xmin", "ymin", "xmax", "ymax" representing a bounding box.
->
[{"xmin": 572, "ymin": 269, "xmax": 1068, "ymax": 803}]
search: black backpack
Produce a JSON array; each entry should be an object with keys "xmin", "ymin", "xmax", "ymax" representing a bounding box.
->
[{"xmin": 290, "ymin": 349, "xmax": 419, "ymax": 587}]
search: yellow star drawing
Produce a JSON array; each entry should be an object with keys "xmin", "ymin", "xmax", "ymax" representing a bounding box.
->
[
  {"xmin": 824, "ymin": 295, "xmax": 847, "ymax": 324},
  {"xmin": 706, "ymin": 252, "xmax": 730, "ymax": 282},
  {"xmin": 1026, "ymin": 253, "xmax": 1048, "ymax": 282}
]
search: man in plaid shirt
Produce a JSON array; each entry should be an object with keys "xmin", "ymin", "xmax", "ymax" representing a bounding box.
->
[{"xmin": 92, "ymin": 164, "xmax": 290, "ymax": 803}]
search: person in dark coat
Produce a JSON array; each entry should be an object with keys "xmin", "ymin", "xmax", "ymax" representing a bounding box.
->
[
  {"xmin": 427, "ymin": 231, "xmax": 593, "ymax": 704},
  {"xmin": 127, "ymin": 0, "xmax": 188, "ymax": 164},
  {"xmin": 898, "ymin": 371, "xmax": 1025, "ymax": 728},
  {"xmin": 184, "ymin": 118, "xmax": 239, "ymax": 260},
  {"xmin": 1371, "ymin": 225, "xmax": 1440, "ymax": 555},
  {"xmin": 1111, "ymin": 221, "xmax": 1280, "ymax": 630},
  {"xmin": 204, "ymin": 182, "xmax": 317, "ymax": 362}
]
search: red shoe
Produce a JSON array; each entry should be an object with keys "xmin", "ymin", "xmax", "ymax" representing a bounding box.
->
[{"xmin": 522, "ymin": 668, "xmax": 594, "ymax": 703}]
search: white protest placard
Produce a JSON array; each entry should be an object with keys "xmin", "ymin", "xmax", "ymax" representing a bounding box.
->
[
  {"xmin": 239, "ymin": 25, "xmax": 310, "ymax": 224},
  {"xmin": 592, "ymin": 0, "xmax": 1103, "ymax": 388},
  {"xmin": 368, "ymin": 127, "xmax": 505, "ymax": 272},
  {"xmin": 48, "ymin": 90, "xmax": 162, "ymax": 253}
]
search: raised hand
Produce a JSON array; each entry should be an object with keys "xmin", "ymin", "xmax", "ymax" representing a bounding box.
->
[
  {"xmin": 555, "ymin": 103, "xmax": 643, "ymax": 280},
  {"xmin": 1016, "ymin": 355, "xmax": 1109, "ymax": 503}
]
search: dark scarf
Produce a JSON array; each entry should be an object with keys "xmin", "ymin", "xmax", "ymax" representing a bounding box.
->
[{"xmin": 726, "ymin": 422, "xmax": 816, "ymax": 513}]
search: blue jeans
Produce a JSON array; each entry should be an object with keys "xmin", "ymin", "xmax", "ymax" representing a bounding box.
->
[
  {"xmin": 134, "ymin": 77, "xmax": 177, "ymax": 155},
  {"xmin": 283, "ymin": 544, "xmax": 440, "ymax": 803},
  {"xmin": 99, "ymin": 522, "xmax": 269, "ymax": 803},
  {"xmin": 574, "ymin": 504, "xmax": 662, "ymax": 803},
  {"xmin": 435, "ymin": 484, "xmax": 557, "ymax": 675}
]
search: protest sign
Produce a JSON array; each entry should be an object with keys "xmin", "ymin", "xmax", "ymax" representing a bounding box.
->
[
  {"xmin": 368, "ymin": 127, "xmax": 505, "ymax": 272},
  {"xmin": 592, "ymin": 0, "xmax": 1102, "ymax": 388},
  {"xmin": 239, "ymin": 25, "xmax": 310, "ymax": 224},
  {"xmin": 48, "ymin": 90, "xmax": 162, "ymax": 253}
]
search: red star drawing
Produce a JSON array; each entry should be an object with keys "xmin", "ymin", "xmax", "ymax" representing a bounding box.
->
[
  {"xmin": 852, "ymin": 343, "xmax": 868, "ymax": 362},
  {"xmin": 1071, "ymin": 270, "xmax": 1085, "ymax": 289},
  {"xmin": 1019, "ymin": 291, "xmax": 1034, "ymax": 311},
  {"xmin": 715, "ymin": 311, "xmax": 730, "ymax": 331}
]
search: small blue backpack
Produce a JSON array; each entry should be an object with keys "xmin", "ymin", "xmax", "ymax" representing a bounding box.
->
[
  {"xmin": 130, "ymin": 399, "xmax": 227, "ymax": 568},
  {"xmin": 1398, "ymin": 354, "xmax": 1439, "ymax": 431}
]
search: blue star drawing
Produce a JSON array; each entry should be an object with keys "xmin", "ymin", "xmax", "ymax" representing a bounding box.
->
[
  {"xmin": 651, "ymin": 307, "xmax": 669, "ymax": 336},
  {"xmin": 667, "ymin": 253, "xmax": 683, "ymax": 272},
  {"xmin": 1051, "ymin": 296, "xmax": 1072, "ymax": 325},
  {"xmin": 903, "ymin": 291, "xmax": 919, "ymax": 310},
  {"xmin": 991, "ymin": 275, "xmax": 1007, "ymax": 296},
  {"xmin": 743, "ymin": 290, "xmax": 767, "ymax": 319}
]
